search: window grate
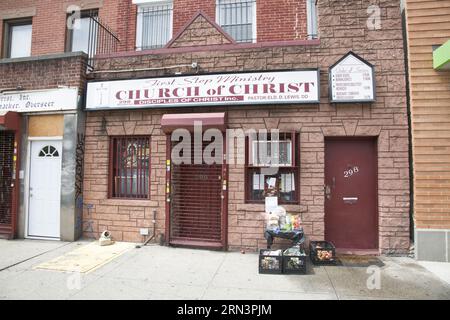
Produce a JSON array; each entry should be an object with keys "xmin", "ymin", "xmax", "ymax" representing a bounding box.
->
[
  {"xmin": 0, "ymin": 132, "xmax": 15, "ymax": 226},
  {"xmin": 217, "ymin": 0, "xmax": 256, "ymax": 43},
  {"xmin": 170, "ymin": 138, "xmax": 223, "ymax": 244},
  {"xmin": 110, "ymin": 136, "xmax": 150, "ymax": 199},
  {"xmin": 136, "ymin": 3, "xmax": 173, "ymax": 50},
  {"xmin": 307, "ymin": 0, "xmax": 319, "ymax": 39}
]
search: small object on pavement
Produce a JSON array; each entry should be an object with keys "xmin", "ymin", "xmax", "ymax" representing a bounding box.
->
[{"xmin": 99, "ymin": 230, "xmax": 115, "ymax": 246}]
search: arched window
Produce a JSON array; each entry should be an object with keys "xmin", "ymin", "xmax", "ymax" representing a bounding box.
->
[{"xmin": 38, "ymin": 145, "xmax": 59, "ymax": 158}]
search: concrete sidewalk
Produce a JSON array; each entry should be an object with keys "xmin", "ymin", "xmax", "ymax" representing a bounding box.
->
[{"xmin": 0, "ymin": 239, "xmax": 449, "ymax": 300}]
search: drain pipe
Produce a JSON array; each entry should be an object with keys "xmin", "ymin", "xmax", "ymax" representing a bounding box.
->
[{"xmin": 136, "ymin": 209, "xmax": 157, "ymax": 248}]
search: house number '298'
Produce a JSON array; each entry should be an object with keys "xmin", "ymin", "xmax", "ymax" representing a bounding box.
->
[{"xmin": 344, "ymin": 166, "xmax": 359, "ymax": 178}]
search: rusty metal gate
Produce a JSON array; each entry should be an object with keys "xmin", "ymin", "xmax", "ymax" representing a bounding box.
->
[
  {"xmin": 169, "ymin": 137, "xmax": 226, "ymax": 249},
  {"xmin": 0, "ymin": 131, "xmax": 15, "ymax": 237}
]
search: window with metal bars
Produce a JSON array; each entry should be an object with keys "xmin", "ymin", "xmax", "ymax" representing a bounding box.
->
[
  {"xmin": 110, "ymin": 136, "xmax": 150, "ymax": 199},
  {"xmin": 136, "ymin": 1, "xmax": 173, "ymax": 50},
  {"xmin": 245, "ymin": 132, "xmax": 299, "ymax": 204},
  {"xmin": 307, "ymin": 0, "xmax": 319, "ymax": 39},
  {"xmin": 216, "ymin": 0, "xmax": 256, "ymax": 43}
]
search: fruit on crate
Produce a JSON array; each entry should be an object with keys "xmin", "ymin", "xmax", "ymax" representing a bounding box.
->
[
  {"xmin": 287, "ymin": 257, "xmax": 303, "ymax": 269},
  {"xmin": 317, "ymin": 249, "xmax": 333, "ymax": 261},
  {"xmin": 261, "ymin": 257, "xmax": 280, "ymax": 270}
]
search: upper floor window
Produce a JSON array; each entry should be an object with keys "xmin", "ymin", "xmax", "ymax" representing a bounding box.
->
[
  {"xmin": 217, "ymin": 0, "xmax": 256, "ymax": 43},
  {"xmin": 135, "ymin": 0, "xmax": 173, "ymax": 50},
  {"xmin": 66, "ymin": 9, "xmax": 99, "ymax": 55},
  {"xmin": 307, "ymin": 0, "xmax": 318, "ymax": 39},
  {"xmin": 3, "ymin": 18, "xmax": 32, "ymax": 58}
]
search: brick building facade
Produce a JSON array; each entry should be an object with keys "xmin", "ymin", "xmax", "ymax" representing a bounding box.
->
[
  {"xmin": 0, "ymin": 53, "xmax": 88, "ymax": 240},
  {"xmin": 0, "ymin": 0, "xmax": 411, "ymax": 254},
  {"xmin": 81, "ymin": 0, "xmax": 410, "ymax": 254}
]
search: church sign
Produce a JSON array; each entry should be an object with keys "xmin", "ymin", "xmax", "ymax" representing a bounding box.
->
[
  {"xmin": 329, "ymin": 52, "xmax": 376, "ymax": 103},
  {"xmin": 86, "ymin": 70, "xmax": 320, "ymax": 110}
]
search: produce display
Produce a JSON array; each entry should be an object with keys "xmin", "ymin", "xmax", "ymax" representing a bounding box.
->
[
  {"xmin": 287, "ymin": 257, "xmax": 303, "ymax": 270},
  {"xmin": 283, "ymin": 246, "xmax": 306, "ymax": 257},
  {"xmin": 265, "ymin": 206, "xmax": 302, "ymax": 232},
  {"xmin": 309, "ymin": 241, "xmax": 336, "ymax": 265},
  {"xmin": 259, "ymin": 249, "xmax": 282, "ymax": 271},
  {"xmin": 260, "ymin": 257, "xmax": 280, "ymax": 270},
  {"xmin": 282, "ymin": 246, "xmax": 307, "ymax": 273},
  {"xmin": 316, "ymin": 249, "xmax": 333, "ymax": 261}
]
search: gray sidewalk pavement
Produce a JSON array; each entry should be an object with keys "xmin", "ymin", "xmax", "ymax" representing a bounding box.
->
[{"xmin": 0, "ymin": 239, "xmax": 449, "ymax": 300}]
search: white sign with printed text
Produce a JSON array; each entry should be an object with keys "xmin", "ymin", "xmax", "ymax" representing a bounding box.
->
[
  {"xmin": 0, "ymin": 88, "xmax": 79, "ymax": 113},
  {"xmin": 329, "ymin": 52, "xmax": 375, "ymax": 103},
  {"xmin": 86, "ymin": 70, "xmax": 320, "ymax": 110}
]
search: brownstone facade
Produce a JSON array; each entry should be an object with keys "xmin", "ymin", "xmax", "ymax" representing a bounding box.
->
[{"xmin": 83, "ymin": 0, "xmax": 411, "ymax": 254}]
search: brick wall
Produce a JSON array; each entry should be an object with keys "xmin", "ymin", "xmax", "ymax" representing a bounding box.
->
[
  {"xmin": 173, "ymin": 0, "xmax": 215, "ymax": 35},
  {"xmin": 0, "ymin": 0, "xmax": 309, "ymax": 56},
  {"xmin": 167, "ymin": 14, "xmax": 233, "ymax": 48},
  {"xmin": 0, "ymin": 53, "xmax": 87, "ymax": 94},
  {"xmin": 84, "ymin": 0, "xmax": 410, "ymax": 254},
  {"xmin": 0, "ymin": 0, "xmax": 119, "ymax": 57},
  {"xmin": 257, "ymin": 0, "xmax": 308, "ymax": 41},
  {"xmin": 115, "ymin": 0, "xmax": 136, "ymax": 52}
]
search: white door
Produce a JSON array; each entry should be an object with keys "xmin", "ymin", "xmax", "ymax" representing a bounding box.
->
[{"xmin": 28, "ymin": 140, "xmax": 62, "ymax": 239}]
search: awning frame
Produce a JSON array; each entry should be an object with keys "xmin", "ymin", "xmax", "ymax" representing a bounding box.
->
[
  {"xmin": 161, "ymin": 112, "xmax": 227, "ymax": 133},
  {"xmin": 0, "ymin": 111, "xmax": 21, "ymax": 131}
]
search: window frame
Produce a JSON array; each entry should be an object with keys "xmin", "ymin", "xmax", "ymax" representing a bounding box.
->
[
  {"xmin": 2, "ymin": 18, "xmax": 33, "ymax": 59},
  {"xmin": 65, "ymin": 9, "xmax": 99, "ymax": 53},
  {"xmin": 245, "ymin": 132, "xmax": 300, "ymax": 205},
  {"xmin": 216, "ymin": 0, "xmax": 257, "ymax": 43},
  {"xmin": 108, "ymin": 135, "xmax": 151, "ymax": 200},
  {"xmin": 306, "ymin": 0, "xmax": 319, "ymax": 40},
  {"xmin": 135, "ymin": 0, "xmax": 174, "ymax": 51}
]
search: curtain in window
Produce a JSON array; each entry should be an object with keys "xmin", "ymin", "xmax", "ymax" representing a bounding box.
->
[
  {"xmin": 111, "ymin": 137, "xmax": 150, "ymax": 199},
  {"xmin": 217, "ymin": 0, "xmax": 255, "ymax": 43},
  {"xmin": 137, "ymin": 3, "xmax": 173, "ymax": 50},
  {"xmin": 9, "ymin": 24, "xmax": 32, "ymax": 58}
]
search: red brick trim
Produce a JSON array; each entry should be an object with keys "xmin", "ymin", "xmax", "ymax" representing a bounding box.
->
[
  {"xmin": 96, "ymin": 39, "xmax": 321, "ymax": 59},
  {"xmin": 165, "ymin": 10, "xmax": 236, "ymax": 48}
]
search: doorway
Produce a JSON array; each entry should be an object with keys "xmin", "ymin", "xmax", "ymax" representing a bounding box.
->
[
  {"xmin": 169, "ymin": 135, "xmax": 226, "ymax": 249},
  {"xmin": 324, "ymin": 138, "xmax": 378, "ymax": 250},
  {"xmin": 27, "ymin": 140, "xmax": 62, "ymax": 239}
]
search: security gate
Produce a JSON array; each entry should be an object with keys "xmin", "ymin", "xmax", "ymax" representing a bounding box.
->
[
  {"xmin": 169, "ymin": 137, "xmax": 226, "ymax": 249},
  {"xmin": 0, "ymin": 132, "xmax": 15, "ymax": 237}
]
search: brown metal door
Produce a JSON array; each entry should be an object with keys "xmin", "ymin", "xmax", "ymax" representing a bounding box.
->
[
  {"xmin": 0, "ymin": 132, "xmax": 15, "ymax": 237},
  {"xmin": 169, "ymin": 137, "xmax": 224, "ymax": 248},
  {"xmin": 324, "ymin": 138, "xmax": 378, "ymax": 250}
]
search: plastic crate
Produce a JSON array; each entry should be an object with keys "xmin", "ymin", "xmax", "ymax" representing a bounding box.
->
[
  {"xmin": 282, "ymin": 247, "xmax": 307, "ymax": 274},
  {"xmin": 309, "ymin": 241, "xmax": 337, "ymax": 265},
  {"xmin": 258, "ymin": 249, "xmax": 283, "ymax": 274}
]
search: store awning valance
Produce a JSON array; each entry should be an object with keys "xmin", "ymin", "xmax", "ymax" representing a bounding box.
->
[
  {"xmin": 161, "ymin": 112, "xmax": 226, "ymax": 133},
  {"xmin": 0, "ymin": 111, "xmax": 20, "ymax": 131},
  {"xmin": 433, "ymin": 40, "xmax": 450, "ymax": 70}
]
